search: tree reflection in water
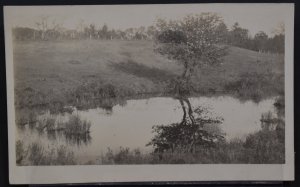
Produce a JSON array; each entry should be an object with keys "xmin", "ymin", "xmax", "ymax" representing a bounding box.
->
[{"xmin": 147, "ymin": 89, "xmax": 225, "ymax": 153}]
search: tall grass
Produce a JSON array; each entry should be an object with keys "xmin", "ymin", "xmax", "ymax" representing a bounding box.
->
[
  {"xmin": 99, "ymin": 147, "xmax": 151, "ymax": 164},
  {"xmin": 15, "ymin": 109, "xmax": 37, "ymax": 128},
  {"xmin": 97, "ymin": 126, "xmax": 284, "ymax": 164},
  {"xmin": 34, "ymin": 114, "xmax": 91, "ymax": 135},
  {"xmin": 16, "ymin": 141, "xmax": 76, "ymax": 165},
  {"xmin": 64, "ymin": 114, "xmax": 91, "ymax": 135}
]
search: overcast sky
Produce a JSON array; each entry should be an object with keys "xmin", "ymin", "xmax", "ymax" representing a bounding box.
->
[{"xmin": 5, "ymin": 4, "xmax": 291, "ymax": 36}]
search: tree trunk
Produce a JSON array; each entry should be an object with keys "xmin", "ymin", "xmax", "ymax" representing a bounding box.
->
[{"xmin": 179, "ymin": 99, "xmax": 187, "ymax": 124}]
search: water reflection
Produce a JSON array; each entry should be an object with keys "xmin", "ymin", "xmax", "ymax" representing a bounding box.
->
[
  {"xmin": 19, "ymin": 122, "xmax": 92, "ymax": 148},
  {"xmin": 64, "ymin": 133, "xmax": 92, "ymax": 147},
  {"xmin": 147, "ymin": 97, "xmax": 225, "ymax": 153},
  {"xmin": 45, "ymin": 129, "xmax": 92, "ymax": 147},
  {"xmin": 17, "ymin": 96, "xmax": 277, "ymax": 163}
]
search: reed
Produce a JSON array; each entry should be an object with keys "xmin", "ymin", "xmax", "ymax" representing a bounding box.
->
[
  {"xmin": 64, "ymin": 114, "xmax": 91, "ymax": 135},
  {"xmin": 16, "ymin": 141, "xmax": 76, "ymax": 165}
]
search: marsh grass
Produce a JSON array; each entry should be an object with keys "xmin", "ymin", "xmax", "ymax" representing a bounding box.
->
[
  {"xmin": 64, "ymin": 114, "xmax": 91, "ymax": 135},
  {"xmin": 16, "ymin": 141, "xmax": 76, "ymax": 165},
  {"xmin": 99, "ymin": 147, "xmax": 151, "ymax": 164},
  {"xmin": 35, "ymin": 114, "xmax": 91, "ymax": 134}
]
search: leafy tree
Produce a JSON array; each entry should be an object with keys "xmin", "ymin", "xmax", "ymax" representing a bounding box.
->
[
  {"xmin": 154, "ymin": 13, "xmax": 228, "ymax": 89},
  {"xmin": 149, "ymin": 13, "xmax": 227, "ymax": 153}
]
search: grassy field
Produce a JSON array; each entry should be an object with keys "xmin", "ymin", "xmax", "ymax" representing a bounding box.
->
[{"xmin": 13, "ymin": 39, "xmax": 284, "ymax": 112}]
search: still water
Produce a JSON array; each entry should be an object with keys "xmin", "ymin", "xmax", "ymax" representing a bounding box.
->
[{"xmin": 17, "ymin": 96, "xmax": 277, "ymax": 163}]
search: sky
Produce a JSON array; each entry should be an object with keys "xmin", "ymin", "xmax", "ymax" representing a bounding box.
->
[{"xmin": 4, "ymin": 4, "xmax": 292, "ymax": 37}]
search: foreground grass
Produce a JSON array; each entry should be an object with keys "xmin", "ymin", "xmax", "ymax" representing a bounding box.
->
[
  {"xmin": 13, "ymin": 40, "xmax": 284, "ymax": 113},
  {"xmin": 17, "ymin": 127, "xmax": 283, "ymax": 165},
  {"xmin": 16, "ymin": 141, "xmax": 75, "ymax": 165},
  {"xmin": 92, "ymin": 128, "xmax": 284, "ymax": 165}
]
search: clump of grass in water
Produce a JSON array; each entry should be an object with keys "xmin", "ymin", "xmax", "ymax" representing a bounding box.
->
[
  {"xmin": 35, "ymin": 116, "xmax": 56, "ymax": 133},
  {"xmin": 34, "ymin": 113, "xmax": 91, "ymax": 135},
  {"xmin": 45, "ymin": 117, "xmax": 56, "ymax": 131},
  {"xmin": 64, "ymin": 114, "xmax": 91, "ymax": 135}
]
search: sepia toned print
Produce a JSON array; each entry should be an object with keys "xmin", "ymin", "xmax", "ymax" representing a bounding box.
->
[{"xmin": 5, "ymin": 4, "xmax": 294, "ymax": 183}]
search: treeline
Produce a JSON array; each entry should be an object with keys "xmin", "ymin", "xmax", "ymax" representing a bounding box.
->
[
  {"xmin": 220, "ymin": 22, "xmax": 285, "ymax": 54},
  {"xmin": 12, "ymin": 24, "xmax": 156, "ymax": 41},
  {"xmin": 12, "ymin": 21, "xmax": 284, "ymax": 54}
]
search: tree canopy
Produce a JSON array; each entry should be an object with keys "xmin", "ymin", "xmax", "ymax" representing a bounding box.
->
[{"xmin": 154, "ymin": 13, "xmax": 228, "ymax": 78}]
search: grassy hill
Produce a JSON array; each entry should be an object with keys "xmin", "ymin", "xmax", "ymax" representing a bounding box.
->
[{"xmin": 13, "ymin": 40, "xmax": 284, "ymax": 111}]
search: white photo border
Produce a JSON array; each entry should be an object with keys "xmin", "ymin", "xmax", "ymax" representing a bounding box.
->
[{"xmin": 4, "ymin": 3, "xmax": 294, "ymax": 184}]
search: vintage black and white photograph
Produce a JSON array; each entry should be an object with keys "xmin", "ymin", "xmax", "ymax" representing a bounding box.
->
[{"xmin": 4, "ymin": 4, "xmax": 294, "ymax": 183}]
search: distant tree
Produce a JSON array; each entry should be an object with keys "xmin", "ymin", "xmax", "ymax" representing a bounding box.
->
[
  {"xmin": 89, "ymin": 24, "xmax": 96, "ymax": 39},
  {"xmin": 100, "ymin": 24, "xmax": 109, "ymax": 39},
  {"xmin": 269, "ymin": 22, "xmax": 285, "ymax": 54},
  {"xmin": 12, "ymin": 27, "xmax": 36, "ymax": 40},
  {"xmin": 124, "ymin": 28, "xmax": 135, "ymax": 40},
  {"xmin": 108, "ymin": 29, "xmax": 117, "ymax": 40},
  {"xmin": 229, "ymin": 22, "xmax": 251, "ymax": 48},
  {"xmin": 76, "ymin": 19, "xmax": 86, "ymax": 39},
  {"xmin": 35, "ymin": 16, "xmax": 49, "ymax": 40},
  {"xmin": 254, "ymin": 31, "xmax": 269, "ymax": 52},
  {"xmin": 146, "ymin": 25, "xmax": 157, "ymax": 40},
  {"xmin": 215, "ymin": 22, "xmax": 229, "ymax": 43},
  {"xmin": 272, "ymin": 22, "xmax": 285, "ymax": 36},
  {"xmin": 267, "ymin": 34, "xmax": 284, "ymax": 54},
  {"xmin": 115, "ymin": 29, "xmax": 126, "ymax": 40},
  {"xmin": 34, "ymin": 16, "xmax": 64, "ymax": 40},
  {"xmin": 84, "ymin": 24, "xmax": 96, "ymax": 39}
]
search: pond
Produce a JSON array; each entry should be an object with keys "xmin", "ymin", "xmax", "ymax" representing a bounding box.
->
[{"xmin": 17, "ymin": 96, "xmax": 277, "ymax": 164}]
